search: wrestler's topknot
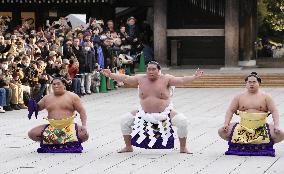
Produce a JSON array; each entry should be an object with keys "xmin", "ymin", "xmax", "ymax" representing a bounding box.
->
[
  {"xmin": 51, "ymin": 77, "xmax": 67, "ymax": 86},
  {"xmin": 245, "ymin": 72, "xmax": 261, "ymax": 83},
  {"xmin": 147, "ymin": 61, "xmax": 161, "ymax": 70}
]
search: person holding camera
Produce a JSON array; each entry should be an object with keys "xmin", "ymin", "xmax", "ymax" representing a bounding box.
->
[
  {"xmin": 68, "ymin": 58, "xmax": 81, "ymax": 96},
  {"xmin": 0, "ymin": 35, "xmax": 11, "ymax": 58},
  {"xmin": 4, "ymin": 58, "xmax": 27, "ymax": 110},
  {"xmin": 72, "ymin": 37, "xmax": 87, "ymax": 95},
  {"xmin": 18, "ymin": 55, "xmax": 32, "ymax": 103},
  {"xmin": 24, "ymin": 34, "xmax": 38, "ymax": 60}
]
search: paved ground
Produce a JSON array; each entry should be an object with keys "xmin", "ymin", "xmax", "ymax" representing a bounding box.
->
[
  {"xmin": 162, "ymin": 67, "xmax": 284, "ymax": 75},
  {"xmin": 2, "ymin": 87, "xmax": 284, "ymax": 174}
]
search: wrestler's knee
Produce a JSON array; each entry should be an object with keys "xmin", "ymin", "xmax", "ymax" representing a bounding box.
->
[
  {"xmin": 120, "ymin": 112, "xmax": 135, "ymax": 135},
  {"xmin": 218, "ymin": 128, "xmax": 227, "ymax": 139},
  {"xmin": 171, "ymin": 113, "xmax": 188, "ymax": 138},
  {"xmin": 28, "ymin": 129, "xmax": 39, "ymax": 141},
  {"xmin": 217, "ymin": 128, "xmax": 223, "ymax": 136}
]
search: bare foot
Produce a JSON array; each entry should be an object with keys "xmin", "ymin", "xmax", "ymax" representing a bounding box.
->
[
  {"xmin": 180, "ymin": 147, "xmax": 193, "ymax": 154},
  {"xmin": 118, "ymin": 146, "xmax": 134, "ymax": 153}
]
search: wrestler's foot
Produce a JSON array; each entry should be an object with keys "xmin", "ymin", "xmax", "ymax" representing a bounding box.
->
[
  {"xmin": 118, "ymin": 146, "xmax": 133, "ymax": 153},
  {"xmin": 180, "ymin": 147, "xmax": 193, "ymax": 154}
]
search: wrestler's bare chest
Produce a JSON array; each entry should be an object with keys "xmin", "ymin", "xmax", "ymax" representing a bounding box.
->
[
  {"xmin": 45, "ymin": 94, "xmax": 74, "ymax": 112},
  {"xmin": 238, "ymin": 94, "xmax": 268, "ymax": 112},
  {"xmin": 138, "ymin": 77, "xmax": 170, "ymax": 100}
]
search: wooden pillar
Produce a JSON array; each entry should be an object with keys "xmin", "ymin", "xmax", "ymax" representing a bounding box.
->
[
  {"xmin": 11, "ymin": 7, "xmax": 21, "ymax": 30},
  {"xmin": 239, "ymin": 0, "xmax": 257, "ymax": 61},
  {"xmin": 225, "ymin": 0, "xmax": 239, "ymax": 67},
  {"xmin": 153, "ymin": 0, "xmax": 167, "ymax": 66},
  {"xmin": 251, "ymin": 0, "xmax": 257, "ymax": 60}
]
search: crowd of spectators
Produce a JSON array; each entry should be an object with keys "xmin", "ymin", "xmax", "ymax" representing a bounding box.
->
[{"xmin": 0, "ymin": 15, "xmax": 154, "ymax": 113}]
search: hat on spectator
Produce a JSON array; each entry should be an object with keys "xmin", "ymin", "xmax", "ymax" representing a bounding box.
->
[
  {"xmin": 84, "ymin": 32, "xmax": 92, "ymax": 37},
  {"xmin": 10, "ymin": 35, "xmax": 17, "ymax": 40},
  {"xmin": 62, "ymin": 59, "xmax": 70, "ymax": 64},
  {"xmin": 5, "ymin": 33, "xmax": 11, "ymax": 39},
  {"xmin": 31, "ymin": 30, "xmax": 36, "ymax": 35},
  {"xmin": 127, "ymin": 16, "xmax": 136, "ymax": 21},
  {"xmin": 100, "ymin": 35, "xmax": 107, "ymax": 41},
  {"xmin": 49, "ymin": 51, "xmax": 57, "ymax": 57}
]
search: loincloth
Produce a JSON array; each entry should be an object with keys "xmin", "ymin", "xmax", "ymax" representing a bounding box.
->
[
  {"xmin": 37, "ymin": 115, "xmax": 83, "ymax": 153},
  {"xmin": 225, "ymin": 111, "xmax": 275, "ymax": 156},
  {"xmin": 131, "ymin": 104, "xmax": 174, "ymax": 149}
]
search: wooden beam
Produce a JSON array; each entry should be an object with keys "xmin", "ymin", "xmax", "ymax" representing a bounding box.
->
[{"xmin": 167, "ymin": 29, "xmax": 225, "ymax": 37}]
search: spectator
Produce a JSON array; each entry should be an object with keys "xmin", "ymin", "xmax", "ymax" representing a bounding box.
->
[
  {"xmin": 72, "ymin": 37, "xmax": 87, "ymax": 95},
  {"xmin": 0, "ymin": 87, "xmax": 6, "ymax": 113},
  {"xmin": 68, "ymin": 58, "xmax": 81, "ymax": 96},
  {"xmin": 0, "ymin": 59, "xmax": 13, "ymax": 111},
  {"xmin": 83, "ymin": 41, "xmax": 96, "ymax": 94}
]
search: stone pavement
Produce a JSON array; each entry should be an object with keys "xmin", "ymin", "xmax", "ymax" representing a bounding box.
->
[
  {"xmin": 1, "ymin": 87, "xmax": 284, "ymax": 174},
  {"xmin": 161, "ymin": 67, "xmax": 284, "ymax": 75}
]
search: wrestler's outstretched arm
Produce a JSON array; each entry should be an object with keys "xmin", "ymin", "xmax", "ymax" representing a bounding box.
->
[
  {"xmin": 101, "ymin": 69, "xmax": 139, "ymax": 86},
  {"xmin": 223, "ymin": 95, "xmax": 239, "ymax": 131},
  {"xmin": 168, "ymin": 68, "xmax": 203, "ymax": 86},
  {"xmin": 266, "ymin": 94, "xmax": 280, "ymax": 132},
  {"xmin": 73, "ymin": 94, "xmax": 87, "ymax": 127}
]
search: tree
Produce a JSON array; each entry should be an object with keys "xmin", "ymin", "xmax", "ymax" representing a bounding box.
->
[{"xmin": 264, "ymin": 0, "xmax": 284, "ymax": 31}]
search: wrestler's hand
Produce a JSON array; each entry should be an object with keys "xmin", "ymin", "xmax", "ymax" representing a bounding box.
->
[
  {"xmin": 274, "ymin": 126, "xmax": 281, "ymax": 134},
  {"xmin": 194, "ymin": 68, "xmax": 204, "ymax": 79},
  {"xmin": 222, "ymin": 124, "xmax": 229, "ymax": 132},
  {"xmin": 80, "ymin": 126, "xmax": 88, "ymax": 134},
  {"xmin": 100, "ymin": 69, "xmax": 111, "ymax": 77}
]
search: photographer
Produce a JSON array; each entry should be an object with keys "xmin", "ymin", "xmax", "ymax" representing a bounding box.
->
[
  {"xmin": 126, "ymin": 17, "xmax": 140, "ymax": 49},
  {"xmin": 0, "ymin": 35, "xmax": 11, "ymax": 58},
  {"xmin": 29, "ymin": 61, "xmax": 40, "ymax": 101},
  {"xmin": 5, "ymin": 58, "xmax": 27, "ymax": 110},
  {"xmin": 18, "ymin": 55, "xmax": 32, "ymax": 101},
  {"xmin": 0, "ymin": 59, "xmax": 13, "ymax": 111},
  {"xmin": 24, "ymin": 34, "xmax": 38, "ymax": 60},
  {"xmin": 63, "ymin": 38, "xmax": 74, "ymax": 60},
  {"xmin": 68, "ymin": 58, "xmax": 81, "ymax": 96},
  {"xmin": 36, "ymin": 60, "xmax": 48, "ymax": 101},
  {"xmin": 72, "ymin": 37, "xmax": 87, "ymax": 95},
  {"xmin": 58, "ymin": 59, "xmax": 72, "ymax": 91}
]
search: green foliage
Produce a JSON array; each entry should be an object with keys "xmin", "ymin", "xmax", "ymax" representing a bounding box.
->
[
  {"xmin": 257, "ymin": 0, "xmax": 268, "ymax": 28},
  {"xmin": 262, "ymin": 0, "xmax": 284, "ymax": 31}
]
